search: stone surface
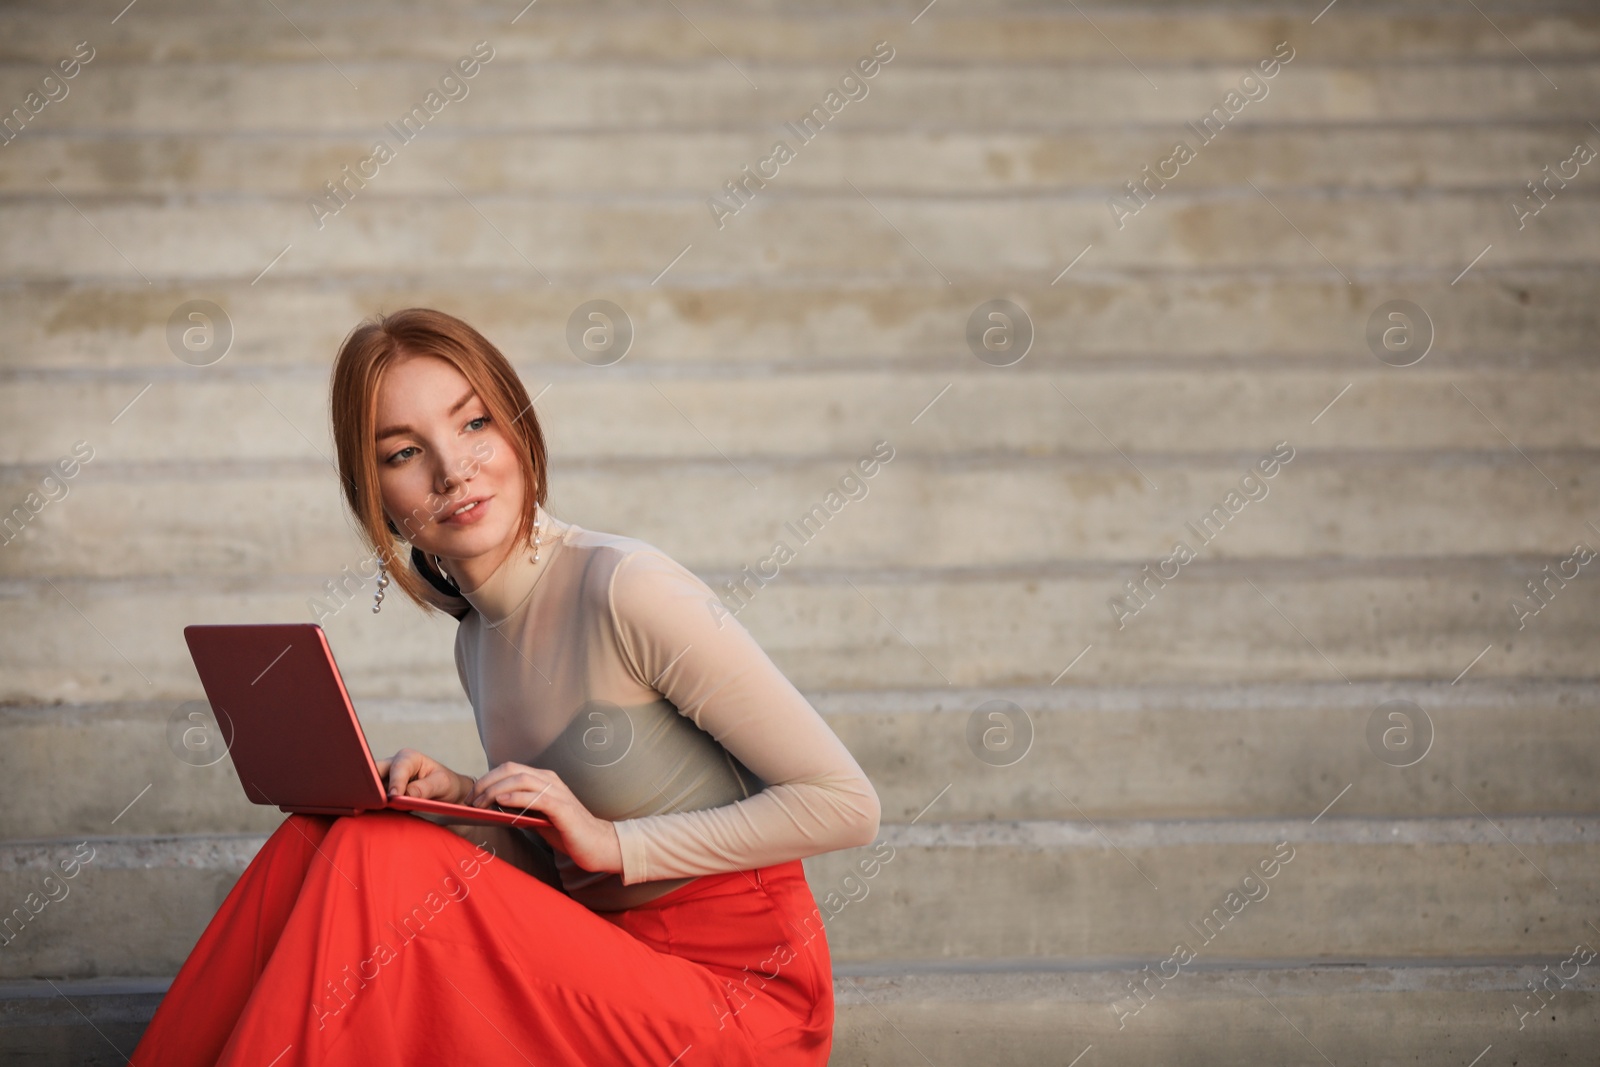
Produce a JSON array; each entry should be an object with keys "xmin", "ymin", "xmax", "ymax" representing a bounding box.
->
[
  {"xmin": 2, "ymin": 0, "xmax": 1597, "ymax": 1058},
  {"xmin": 5, "ymin": 682, "xmax": 1600, "ymax": 839},
  {"xmin": 3, "ymin": 819, "xmax": 1596, "ymax": 978}
]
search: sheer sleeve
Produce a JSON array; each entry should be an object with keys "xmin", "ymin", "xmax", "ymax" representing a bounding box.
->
[{"xmin": 605, "ymin": 548, "xmax": 882, "ymax": 884}]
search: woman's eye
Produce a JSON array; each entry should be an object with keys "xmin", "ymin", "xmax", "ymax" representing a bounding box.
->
[
  {"xmin": 385, "ymin": 446, "xmax": 416, "ymax": 465},
  {"xmin": 467, "ymin": 415, "xmax": 491, "ymax": 432}
]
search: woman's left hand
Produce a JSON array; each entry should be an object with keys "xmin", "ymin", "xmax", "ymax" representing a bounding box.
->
[{"xmin": 467, "ymin": 762, "xmax": 623, "ymax": 876}]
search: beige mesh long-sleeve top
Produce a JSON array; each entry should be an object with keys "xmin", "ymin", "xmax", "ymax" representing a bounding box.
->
[{"xmin": 441, "ymin": 502, "xmax": 882, "ymax": 911}]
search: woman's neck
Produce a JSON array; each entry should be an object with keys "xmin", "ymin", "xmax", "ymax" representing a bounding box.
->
[{"xmin": 449, "ymin": 503, "xmax": 567, "ymax": 625}]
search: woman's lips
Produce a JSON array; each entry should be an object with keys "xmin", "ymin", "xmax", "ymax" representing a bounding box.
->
[{"xmin": 441, "ymin": 496, "xmax": 490, "ymax": 526}]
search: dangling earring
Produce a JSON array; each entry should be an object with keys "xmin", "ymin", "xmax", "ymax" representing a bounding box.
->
[
  {"xmin": 531, "ymin": 508, "xmax": 544, "ymax": 564},
  {"xmin": 372, "ymin": 558, "xmax": 390, "ymax": 613}
]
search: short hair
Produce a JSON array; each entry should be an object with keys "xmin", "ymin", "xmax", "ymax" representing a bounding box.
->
[{"xmin": 328, "ymin": 307, "xmax": 548, "ymax": 615}]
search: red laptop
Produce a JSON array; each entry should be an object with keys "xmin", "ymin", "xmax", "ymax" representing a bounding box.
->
[{"xmin": 183, "ymin": 622, "xmax": 550, "ymax": 829}]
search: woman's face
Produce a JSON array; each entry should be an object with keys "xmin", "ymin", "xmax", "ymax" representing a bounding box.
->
[{"xmin": 373, "ymin": 351, "xmax": 525, "ymax": 588}]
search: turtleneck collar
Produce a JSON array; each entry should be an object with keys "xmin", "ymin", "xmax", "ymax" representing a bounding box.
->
[{"xmin": 455, "ymin": 501, "xmax": 571, "ymax": 627}]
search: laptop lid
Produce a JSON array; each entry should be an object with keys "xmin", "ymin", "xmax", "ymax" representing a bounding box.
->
[{"xmin": 183, "ymin": 622, "xmax": 395, "ymax": 813}]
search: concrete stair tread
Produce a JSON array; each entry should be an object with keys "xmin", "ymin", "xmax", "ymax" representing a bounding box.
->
[
  {"xmin": 6, "ymin": 9, "xmax": 1600, "ymax": 63},
  {"xmin": 8, "ymin": 194, "xmax": 1600, "ymax": 283},
  {"xmin": 9, "ymin": 376, "xmax": 1600, "ymax": 463},
  {"xmin": 0, "ymin": 954, "xmax": 1587, "ymax": 988},
  {"xmin": 8, "ymin": 813, "xmax": 1597, "ymax": 852},
  {"xmin": 13, "ymin": 127, "xmax": 1600, "ymax": 197},
  {"xmin": 3, "ymin": 562, "xmax": 1595, "ymax": 700},
  {"xmin": 4, "ymin": 461, "xmax": 1598, "ymax": 577},
  {"xmin": 831, "ymin": 960, "xmax": 1600, "ymax": 1063},
  {"xmin": 4, "ymin": 960, "xmax": 1596, "ymax": 1066},
  {"xmin": 5, "ymin": 680, "xmax": 1600, "ymax": 837},
  {"xmin": 3, "ymin": 0, "xmax": 1596, "ymax": 13},
  {"xmin": 3, "ymin": 816, "xmax": 1597, "ymax": 975},
  {"xmin": 5, "ymin": 66, "xmax": 1591, "ymax": 136},
  {"xmin": 5, "ymin": 273, "xmax": 1594, "ymax": 370}
]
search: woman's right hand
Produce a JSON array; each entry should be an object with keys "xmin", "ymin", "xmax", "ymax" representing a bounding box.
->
[{"xmin": 375, "ymin": 747, "xmax": 474, "ymax": 806}]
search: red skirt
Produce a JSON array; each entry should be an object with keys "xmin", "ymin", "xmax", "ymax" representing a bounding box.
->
[{"xmin": 129, "ymin": 809, "xmax": 835, "ymax": 1066}]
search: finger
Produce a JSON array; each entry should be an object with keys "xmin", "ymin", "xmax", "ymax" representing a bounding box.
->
[
  {"xmin": 484, "ymin": 778, "xmax": 557, "ymax": 813},
  {"xmin": 410, "ymin": 766, "xmax": 453, "ymax": 800},
  {"xmin": 484, "ymin": 789, "xmax": 549, "ymax": 818},
  {"xmin": 477, "ymin": 770, "xmax": 557, "ymax": 809},
  {"xmin": 388, "ymin": 750, "xmax": 422, "ymax": 795},
  {"xmin": 469, "ymin": 763, "xmax": 538, "ymax": 805}
]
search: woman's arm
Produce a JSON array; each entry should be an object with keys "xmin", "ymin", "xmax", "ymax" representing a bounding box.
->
[{"xmin": 603, "ymin": 547, "xmax": 882, "ymax": 885}]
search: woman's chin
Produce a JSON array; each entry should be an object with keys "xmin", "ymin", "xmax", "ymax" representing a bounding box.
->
[{"xmin": 424, "ymin": 521, "xmax": 514, "ymax": 560}]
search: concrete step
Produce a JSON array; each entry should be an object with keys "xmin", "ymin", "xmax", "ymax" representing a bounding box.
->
[
  {"xmin": 832, "ymin": 960, "xmax": 1600, "ymax": 1065},
  {"xmin": 2, "ymin": 561, "xmax": 1594, "ymax": 703},
  {"xmin": 5, "ymin": 9, "xmax": 1598, "ymax": 64},
  {"xmin": 13, "ymin": 366, "xmax": 1600, "ymax": 461},
  {"xmin": 3, "ymin": 457, "xmax": 1596, "ymax": 576},
  {"xmin": 4, "ymin": 681, "xmax": 1597, "ymax": 839},
  {"xmin": 2, "ymin": 63, "xmax": 1590, "ymax": 139},
  {"xmin": 9, "ymin": 371, "xmax": 1600, "ymax": 463},
  {"xmin": 809, "ymin": 815, "xmax": 1599, "ymax": 962},
  {"xmin": 3, "ymin": 273, "xmax": 1591, "ymax": 371},
  {"xmin": 2, "ymin": 0, "xmax": 1591, "ymax": 14},
  {"xmin": 6, "ymin": 960, "xmax": 1596, "ymax": 1066},
  {"xmin": 12, "ymin": 126, "xmax": 1596, "ymax": 197},
  {"xmin": 6, "ymin": 371, "xmax": 1600, "ymax": 465},
  {"xmin": 7, "ymin": 192, "xmax": 1598, "ymax": 284},
  {"xmin": 2, "ymin": 816, "xmax": 1595, "ymax": 977},
  {"xmin": 0, "ymin": 978, "xmax": 162, "ymax": 1067}
]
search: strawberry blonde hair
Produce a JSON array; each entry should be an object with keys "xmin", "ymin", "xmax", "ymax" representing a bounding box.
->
[{"xmin": 329, "ymin": 307, "xmax": 549, "ymax": 615}]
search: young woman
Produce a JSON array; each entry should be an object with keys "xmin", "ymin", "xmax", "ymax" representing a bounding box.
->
[{"xmin": 130, "ymin": 307, "xmax": 882, "ymax": 1066}]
